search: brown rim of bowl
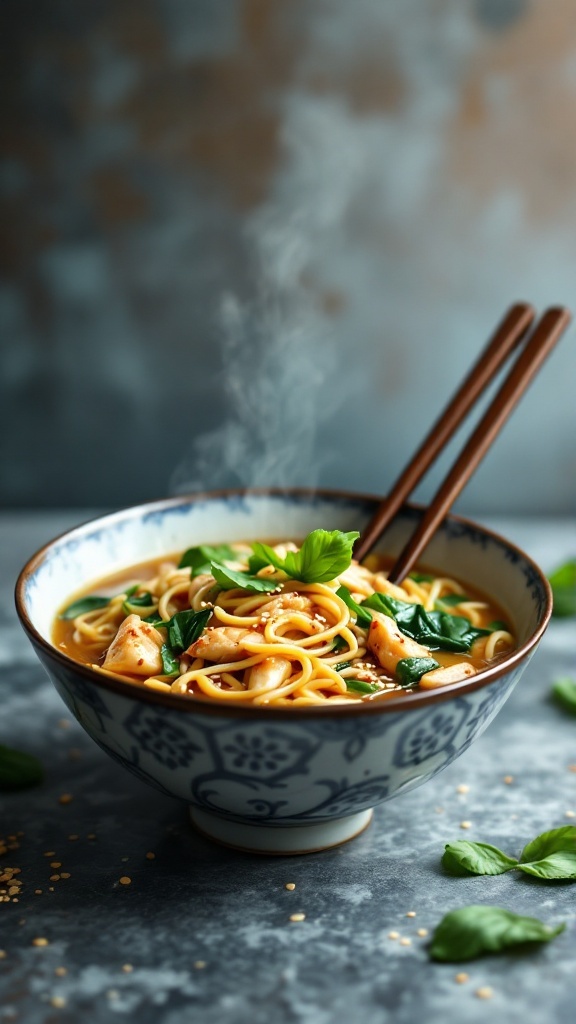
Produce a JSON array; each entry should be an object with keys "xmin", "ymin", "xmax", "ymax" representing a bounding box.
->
[{"xmin": 14, "ymin": 487, "xmax": 553, "ymax": 720}]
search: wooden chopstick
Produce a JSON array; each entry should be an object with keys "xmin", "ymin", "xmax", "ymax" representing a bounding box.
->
[
  {"xmin": 386, "ymin": 305, "xmax": 571, "ymax": 585},
  {"xmin": 353, "ymin": 302, "xmax": 536, "ymax": 563}
]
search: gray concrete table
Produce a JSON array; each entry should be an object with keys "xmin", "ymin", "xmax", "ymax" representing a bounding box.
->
[{"xmin": 1, "ymin": 512, "xmax": 575, "ymax": 1024}]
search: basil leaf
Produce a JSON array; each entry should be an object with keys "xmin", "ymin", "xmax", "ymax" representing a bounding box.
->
[
  {"xmin": 337, "ymin": 587, "xmax": 373, "ymax": 628},
  {"xmin": 0, "ymin": 744, "xmax": 44, "ymax": 790},
  {"xmin": 252, "ymin": 531, "xmax": 359, "ymax": 584},
  {"xmin": 363, "ymin": 592, "xmax": 489, "ymax": 653},
  {"xmin": 59, "ymin": 596, "xmax": 110, "ymax": 619},
  {"xmin": 517, "ymin": 826, "xmax": 576, "ymax": 879},
  {"xmin": 345, "ymin": 679, "xmax": 381, "ymax": 695},
  {"xmin": 211, "ymin": 562, "xmax": 278, "ymax": 593},
  {"xmin": 165, "ymin": 608, "xmax": 211, "ymax": 653},
  {"xmin": 143, "ymin": 615, "xmax": 168, "ymax": 627},
  {"xmin": 179, "ymin": 544, "xmax": 237, "ymax": 576},
  {"xmin": 442, "ymin": 841, "xmax": 518, "ymax": 876},
  {"xmin": 331, "ymin": 635, "xmax": 349, "ymax": 654},
  {"xmin": 409, "ymin": 572, "xmax": 434, "ymax": 583},
  {"xmin": 552, "ymin": 677, "xmax": 576, "ymax": 715},
  {"xmin": 250, "ymin": 542, "xmax": 287, "ymax": 575},
  {"xmin": 548, "ymin": 560, "xmax": 576, "ymax": 618},
  {"xmin": 122, "ymin": 591, "xmax": 156, "ymax": 614},
  {"xmin": 160, "ymin": 644, "xmax": 180, "ymax": 677},
  {"xmin": 429, "ymin": 906, "xmax": 565, "ymax": 962},
  {"xmin": 248, "ymin": 550, "xmax": 273, "ymax": 574},
  {"xmin": 396, "ymin": 657, "xmax": 439, "ymax": 687},
  {"xmin": 435, "ymin": 594, "xmax": 470, "ymax": 609}
]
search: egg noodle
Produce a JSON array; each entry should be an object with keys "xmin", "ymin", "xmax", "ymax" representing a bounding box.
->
[{"xmin": 59, "ymin": 539, "xmax": 515, "ymax": 707}]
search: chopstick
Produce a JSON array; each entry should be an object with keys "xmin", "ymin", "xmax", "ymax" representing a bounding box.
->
[
  {"xmin": 353, "ymin": 302, "xmax": 536, "ymax": 564},
  {"xmin": 385, "ymin": 306, "xmax": 571, "ymax": 585}
]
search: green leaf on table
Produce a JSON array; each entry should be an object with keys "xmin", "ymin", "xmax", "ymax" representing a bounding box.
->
[
  {"xmin": 517, "ymin": 826, "xmax": 576, "ymax": 879},
  {"xmin": 179, "ymin": 544, "xmax": 237, "ymax": 576},
  {"xmin": 59, "ymin": 595, "xmax": 110, "ymax": 619},
  {"xmin": 552, "ymin": 677, "xmax": 576, "ymax": 715},
  {"xmin": 429, "ymin": 905, "xmax": 565, "ymax": 962},
  {"xmin": 442, "ymin": 841, "xmax": 518, "ymax": 876},
  {"xmin": 337, "ymin": 586, "xmax": 373, "ymax": 628},
  {"xmin": 164, "ymin": 608, "xmax": 211, "ymax": 653},
  {"xmin": 363, "ymin": 592, "xmax": 489, "ymax": 653},
  {"xmin": 0, "ymin": 744, "xmax": 44, "ymax": 790},
  {"xmin": 396, "ymin": 657, "xmax": 440, "ymax": 687},
  {"xmin": 345, "ymin": 678, "xmax": 381, "ymax": 695},
  {"xmin": 211, "ymin": 562, "xmax": 278, "ymax": 594},
  {"xmin": 548, "ymin": 560, "xmax": 576, "ymax": 618},
  {"xmin": 160, "ymin": 643, "xmax": 180, "ymax": 677},
  {"xmin": 252, "ymin": 530, "xmax": 359, "ymax": 584}
]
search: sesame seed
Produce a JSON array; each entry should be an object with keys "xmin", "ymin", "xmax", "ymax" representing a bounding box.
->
[
  {"xmin": 475, "ymin": 987, "xmax": 493, "ymax": 999},
  {"xmin": 122, "ymin": 964, "xmax": 133, "ymax": 973},
  {"xmin": 60, "ymin": 872, "xmax": 71, "ymax": 879},
  {"xmin": 58, "ymin": 719, "xmax": 71, "ymax": 729},
  {"xmin": 44, "ymin": 851, "xmax": 56, "ymax": 858},
  {"xmin": 58, "ymin": 794, "xmax": 73, "ymax": 805},
  {"xmin": 406, "ymin": 911, "xmax": 416, "ymax": 918},
  {"xmin": 55, "ymin": 967, "xmax": 67, "ymax": 977},
  {"xmin": 460, "ymin": 821, "xmax": 472, "ymax": 829},
  {"xmin": 50, "ymin": 862, "xmax": 62, "ymax": 869},
  {"xmin": 456, "ymin": 784, "xmax": 470, "ymax": 794},
  {"xmin": 399, "ymin": 938, "xmax": 411, "ymax": 946},
  {"xmin": 194, "ymin": 961, "xmax": 207, "ymax": 969},
  {"xmin": 68, "ymin": 835, "xmax": 79, "ymax": 841},
  {"xmin": 388, "ymin": 931, "xmax": 400, "ymax": 940},
  {"xmin": 145, "ymin": 852, "xmax": 155, "ymax": 860},
  {"xmin": 289, "ymin": 913, "xmax": 306, "ymax": 922},
  {"xmin": 35, "ymin": 890, "xmax": 42, "ymax": 895},
  {"xmin": 417, "ymin": 928, "xmax": 429, "ymax": 937},
  {"xmin": 119, "ymin": 876, "xmax": 132, "ymax": 886},
  {"xmin": 32, "ymin": 938, "xmax": 49, "ymax": 947},
  {"xmin": 0, "ymin": 951, "xmax": 6, "ymax": 959},
  {"xmin": 455, "ymin": 972, "xmax": 469, "ymax": 984},
  {"xmin": 503, "ymin": 775, "xmax": 514, "ymax": 784},
  {"xmin": 285, "ymin": 883, "xmax": 296, "ymax": 891},
  {"xmin": 50, "ymin": 996, "xmax": 67, "ymax": 1009},
  {"xmin": 565, "ymin": 811, "xmax": 575, "ymax": 818},
  {"xmin": 50, "ymin": 875, "xmax": 60, "ymax": 882}
]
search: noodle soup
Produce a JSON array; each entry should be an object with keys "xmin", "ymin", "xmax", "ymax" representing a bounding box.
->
[{"xmin": 53, "ymin": 531, "xmax": 515, "ymax": 707}]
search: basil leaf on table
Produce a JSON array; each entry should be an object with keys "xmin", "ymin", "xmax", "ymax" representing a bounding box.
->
[
  {"xmin": 179, "ymin": 544, "xmax": 237, "ymax": 576},
  {"xmin": 429, "ymin": 905, "xmax": 565, "ymax": 962},
  {"xmin": 517, "ymin": 826, "xmax": 576, "ymax": 880},
  {"xmin": 211, "ymin": 562, "xmax": 278, "ymax": 594},
  {"xmin": 252, "ymin": 530, "xmax": 359, "ymax": 584},
  {"xmin": 548, "ymin": 560, "xmax": 576, "ymax": 618},
  {"xmin": 442, "ymin": 841, "xmax": 518, "ymax": 876},
  {"xmin": 552, "ymin": 677, "xmax": 576, "ymax": 715},
  {"xmin": 59, "ymin": 596, "xmax": 110, "ymax": 619},
  {"xmin": 396, "ymin": 657, "xmax": 439, "ymax": 687},
  {"xmin": 363, "ymin": 592, "xmax": 489, "ymax": 653},
  {"xmin": 345, "ymin": 679, "xmax": 381, "ymax": 695},
  {"xmin": 337, "ymin": 587, "xmax": 373, "ymax": 629},
  {"xmin": 0, "ymin": 744, "xmax": 44, "ymax": 790}
]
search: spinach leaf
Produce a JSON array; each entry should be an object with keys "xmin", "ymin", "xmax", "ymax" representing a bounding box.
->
[
  {"xmin": 253, "ymin": 530, "xmax": 359, "ymax": 584},
  {"xmin": 345, "ymin": 679, "xmax": 381, "ymax": 695},
  {"xmin": 517, "ymin": 826, "xmax": 576, "ymax": 880},
  {"xmin": 435, "ymin": 594, "xmax": 470, "ymax": 609},
  {"xmin": 0, "ymin": 744, "xmax": 44, "ymax": 790},
  {"xmin": 122, "ymin": 590, "xmax": 156, "ymax": 614},
  {"xmin": 363, "ymin": 592, "xmax": 489, "ymax": 653},
  {"xmin": 211, "ymin": 562, "xmax": 278, "ymax": 593},
  {"xmin": 334, "ymin": 661, "xmax": 352, "ymax": 672},
  {"xmin": 165, "ymin": 608, "xmax": 211, "ymax": 653},
  {"xmin": 160, "ymin": 644, "xmax": 180, "ymax": 677},
  {"xmin": 552, "ymin": 677, "xmax": 576, "ymax": 715},
  {"xmin": 442, "ymin": 841, "xmax": 518, "ymax": 876},
  {"xmin": 409, "ymin": 573, "xmax": 434, "ymax": 583},
  {"xmin": 548, "ymin": 560, "xmax": 576, "ymax": 618},
  {"xmin": 143, "ymin": 614, "xmax": 168, "ymax": 627},
  {"xmin": 337, "ymin": 586, "xmax": 373, "ymax": 628},
  {"xmin": 179, "ymin": 544, "xmax": 237, "ymax": 576},
  {"xmin": 396, "ymin": 657, "xmax": 439, "ymax": 687},
  {"xmin": 429, "ymin": 905, "xmax": 565, "ymax": 962},
  {"xmin": 59, "ymin": 595, "xmax": 110, "ymax": 619}
]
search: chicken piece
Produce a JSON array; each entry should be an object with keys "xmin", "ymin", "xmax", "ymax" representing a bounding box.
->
[
  {"xmin": 247, "ymin": 656, "xmax": 292, "ymax": 691},
  {"xmin": 338, "ymin": 563, "xmax": 374, "ymax": 596},
  {"xmin": 103, "ymin": 614, "xmax": 164, "ymax": 676},
  {"xmin": 187, "ymin": 627, "xmax": 265, "ymax": 663},
  {"xmin": 262, "ymin": 593, "xmax": 313, "ymax": 617},
  {"xmin": 418, "ymin": 663, "xmax": 477, "ymax": 689},
  {"xmin": 367, "ymin": 610, "xmax": 431, "ymax": 675}
]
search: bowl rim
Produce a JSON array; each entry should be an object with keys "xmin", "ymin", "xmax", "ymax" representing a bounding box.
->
[{"xmin": 15, "ymin": 487, "xmax": 553, "ymax": 719}]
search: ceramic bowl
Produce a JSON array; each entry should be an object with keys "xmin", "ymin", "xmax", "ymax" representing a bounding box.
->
[{"xmin": 16, "ymin": 490, "xmax": 552, "ymax": 855}]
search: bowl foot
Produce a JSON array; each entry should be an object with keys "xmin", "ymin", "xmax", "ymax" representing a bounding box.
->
[{"xmin": 189, "ymin": 807, "xmax": 373, "ymax": 855}]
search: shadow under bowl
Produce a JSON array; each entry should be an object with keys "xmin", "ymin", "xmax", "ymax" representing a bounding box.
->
[{"xmin": 15, "ymin": 489, "xmax": 552, "ymax": 854}]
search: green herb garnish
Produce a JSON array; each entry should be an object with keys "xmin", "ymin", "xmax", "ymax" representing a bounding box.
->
[
  {"xmin": 552, "ymin": 677, "xmax": 576, "ymax": 715},
  {"xmin": 59, "ymin": 596, "xmax": 110, "ymax": 619},
  {"xmin": 363, "ymin": 592, "xmax": 489, "ymax": 653},
  {"xmin": 211, "ymin": 562, "xmax": 278, "ymax": 593},
  {"xmin": 164, "ymin": 608, "xmax": 211, "ymax": 654},
  {"xmin": 345, "ymin": 679, "xmax": 381, "ymax": 695},
  {"xmin": 122, "ymin": 590, "xmax": 156, "ymax": 615},
  {"xmin": 179, "ymin": 544, "xmax": 237, "ymax": 576},
  {"xmin": 429, "ymin": 906, "xmax": 565, "ymax": 962},
  {"xmin": 336, "ymin": 586, "xmax": 373, "ymax": 628},
  {"xmin": 548, "ymin": 560, "xmax": 576, "ymax": 617},
  {"xmin": 251, "ymin": 530, "xmax": 359, "ymax": 584},
  {"xmin": 0, "ymin": 744, "xmax": 44, "ymax": 790},
  {"xmin": 160, "ymin": 643, "xmax": 181, "ymax": 677},
  {"xmin": 396, "ymin": 657, "xmax": 440, "ymax": 687}
]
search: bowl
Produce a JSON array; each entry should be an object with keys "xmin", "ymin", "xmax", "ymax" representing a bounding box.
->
[{"xmin": 15, "ymin": 490, "xmax": 552, "ymax": 855}]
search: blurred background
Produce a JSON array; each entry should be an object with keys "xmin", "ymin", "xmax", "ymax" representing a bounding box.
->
[{"xmin": 1, "ymin": 0, "xmax": 575, "ymax": 514}]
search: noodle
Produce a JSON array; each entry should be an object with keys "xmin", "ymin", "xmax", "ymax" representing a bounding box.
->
[{"xmin": 53, "ymin": 536, "xmax": 515, "ymax": 706}]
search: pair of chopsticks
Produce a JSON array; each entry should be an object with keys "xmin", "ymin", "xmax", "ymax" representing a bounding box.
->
[{"xmin": 354, "ymin": 303, "xmax": 571, "ymax": 582}]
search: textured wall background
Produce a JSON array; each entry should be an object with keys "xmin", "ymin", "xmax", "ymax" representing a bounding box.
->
[{"xmin": 1, "ymin": 0, "xmax": 575, "ymax": 512}]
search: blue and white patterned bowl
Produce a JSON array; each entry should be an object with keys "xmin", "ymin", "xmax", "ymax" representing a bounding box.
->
[{"xmin": 16, "ymin": 490, "xmax": 552, "ymax": 854}]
